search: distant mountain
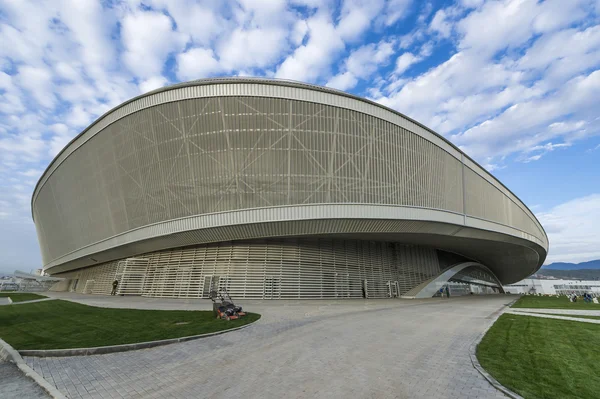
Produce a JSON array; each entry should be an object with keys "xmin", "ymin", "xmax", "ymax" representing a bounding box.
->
[
  {"xmin": 536, "ymin": 269, "xmax": 600, "ymax": 280},
  {"xmin": 542, "ymin": 259, "xmax": 600, "ymax": 270}
]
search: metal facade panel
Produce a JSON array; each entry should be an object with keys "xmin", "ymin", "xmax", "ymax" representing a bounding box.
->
[
  {"xmin": 42, "ymin": 206, "xmax": 465, "ymax": 269},
  {"xmin": 34, "ymin": 83, "xmax": 466, "ymax": 201},
  {"xmin": 464, "ymin": 167, "xmax": 546, "ymax": 246},
  {"xmin": 53, "ymin": 238, "xmax": 441, "ymax": 299},
  {"xmin": 462, "ymin": 157, "xmax": 543, "ymax": 236},
  {"xmin": 31, "ymin": 80, "xmax": 547, "ymax": 282},
  {"xmin": 35, "ymin": 96, "xmax": 476, "ymax": 265}
]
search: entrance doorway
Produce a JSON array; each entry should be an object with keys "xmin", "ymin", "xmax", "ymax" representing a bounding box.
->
[{"xmin": 263, "ymin": 276, "xmax": 281, "ymax": 299}]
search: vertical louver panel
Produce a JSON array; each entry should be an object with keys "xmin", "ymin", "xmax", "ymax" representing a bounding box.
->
[
  {"xmin": 464, "ymin": 167, "xmax": 544, "ymax": 240},
  {"xmin": 34, "ymin": 97, "xmax": 475, "ymax": 264},
  {"xmin": 53, "ymin": 239, "xmax": 441, "ymax": 299}
]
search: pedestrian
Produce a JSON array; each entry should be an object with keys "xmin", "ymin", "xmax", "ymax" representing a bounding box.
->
[
  {"xmin": 445, "ymin": 285, "xmax": 450, "ymax": 298},
  {"xmin": 111, "ymin": 279, "xmax": 119, "ymax": 295}
]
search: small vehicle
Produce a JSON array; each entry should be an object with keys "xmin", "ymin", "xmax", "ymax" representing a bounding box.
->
[{"xmin": 208, "ymin": 290, "xmax": 246, "ymax": 321}]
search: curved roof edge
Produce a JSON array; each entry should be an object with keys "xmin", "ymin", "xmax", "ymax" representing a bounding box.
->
[{"xmin": 30, "ymin": 77, "xmax": 548, "ymax": 242}]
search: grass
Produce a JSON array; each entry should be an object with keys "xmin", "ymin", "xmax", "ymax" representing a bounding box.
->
[
  {"xmin": 511, "ymin": 295, "xmax": 600, "ymax": 310},
  {"xmin": 477, "ymin": 313, "xmax": 600, "ymax": 399},
  {"xmin": 0, "ymin": 292, "xmax": 47, "ymax": 302},
  {"xmin": 0, "ymin": 299, "xmax": 260, "ymax": 350}
]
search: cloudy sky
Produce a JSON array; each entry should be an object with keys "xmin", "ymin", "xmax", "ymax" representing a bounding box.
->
[{"xmin": 1, "ymin": 0, "xmax": 599, "ymax": 275}]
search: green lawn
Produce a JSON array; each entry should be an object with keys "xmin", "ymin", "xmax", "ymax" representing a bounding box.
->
[
  {"xmin": 511, "ymin": 295, "xmax": 600, "ymax": 310},
  {"xmin": 0, "ymin": 300, "xmax": 260, "ymax": 350},
  {"xmin": 0, "ymin": 292, "xmax": 47, "ymax": 302},
  {"xmin": 477, "ymin": 313, "xmax": 600, "ymax": 399}
]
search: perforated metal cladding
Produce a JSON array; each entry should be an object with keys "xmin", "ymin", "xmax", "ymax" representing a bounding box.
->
[
  {"xmin": 464, "ymin": 168, "xmax": 545, "ymax": 239},
  {"xmin": 34, "ymin": 96, "xmax": 466, "ymax": 264},
  {"xmin": 53, "ymin": 239, "xmax": 441, "ymax": 299}
]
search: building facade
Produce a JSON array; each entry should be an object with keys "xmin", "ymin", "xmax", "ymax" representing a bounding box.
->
[
  {"xmin": 32, "ymin": 78, "xmax": 548, "ymax": 299},
  {"xmin": 504, "ymin": 278, "xmax": 600, "ymax": 297}
]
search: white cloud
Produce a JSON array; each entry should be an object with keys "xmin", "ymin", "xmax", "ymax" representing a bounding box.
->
[
  {"xmin": 56, "ymin": 0, "xmax": 118, "ymax": 70},
  {"xmin": 275, "ymin": 15, "xmax": 345, "ymax": 81},
  {"xmin": 394, "ymin": 52, "xmax": 421, "ymax": 75},
  {"xmin": 374, "ymin": 0, "xmax": 600, "ymax": 165},
  {"xmin": 518, "ymin": 25, "xmax": 600, "ymax": 83},
  {"xmin": 144, "ymin": 0, "xmax": 226, "ymax": 45},
  {"xmin": 327, "ymin": 40, "xmax": 395, "ymax": 90},
  {"xmin": 532, "ymin": 0, "xmax": 590, "ymax": 33},
  {"xmin": 337, "ymin": 0, "xmax": 385, "ymax": 42},
  {"xmin": 520, "ymin": 142, "xmax": 571, "ymax": 163},
  {"xmin": 0, "ymin": 71, "xmax": 25, "ymax": 114},
  {"xmin": 291, "ymin": 20, "xmax": 309, "ymax": 46},
  {"xmin": 430, "ymin": 9, "xmax": 452, "ymax": 38},
  {"xmin": 16, "ymin": 65, "xmax": 56, "ymax": 108},
  {"xmin": 217, "ymin": 27, "xmax": 288, "ymax": 70},
  {"xmin": 538, "ymin": 194, "xmax": 600, "ymax": 264},
  {"xmin": 65, "ymin": 105, "xmax": 92, "ymax": 129},
  {"xmin": 376, "ymin": 52, "xmax": 530, "ymax": 134},
  {"xmin": 547, "ymin": 121, "xmax": 587, "ymax": 135},
  {"xmin": 176, "ymin": 48, "xmax": 222, "ymax": 81},
  {"xmin": 326, "ymin": 71, "xmax": 357, "ymax": 90},
  {"xmin": 139, "ymin": 76, "xmax": 168, "ymax": 93},
  {"xmin": 458, "ymin": 0, "xmax": 591, "ymax": 57},
  {"xmin": 416, "ymin": 1, "xmax": 433, "ymax": 24},
  {"xmin": 460, "ymin": 0, "xmax": 484, "ymax": 8},
  {"xmin": 453, "ymin": 70, "xmax": 600, "ymax": 159},
  {"xmin": 17, "ymin": 169, "xmax": 44, "ymax": 178},
  {"xmin": 121, "ymin": 10, "xmax": 188, "ymax": 78},
  {"xmin": 525, "ymin": 142, "xmax": 572, "ymax": 153},
  {"xmin": 0, "ymin": 129, "xmax": 46, "ymax": 163},
  {"xmin": 346, "ymin": 41, "xmax": 395, "ymax": 78},
  {"xmin": 382, "ymin": 0, "xmax": 413, "ymax": 26}
]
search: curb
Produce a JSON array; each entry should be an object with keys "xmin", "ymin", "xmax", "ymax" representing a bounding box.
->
[
  {"xmin": 0, "ymin": 297, "xmax": 13, "ymax": 306},
  {"xmin": 10, "ymin": 297, "xmax": 56, "ymax": 305},
  {"xmin": 20, "ymin": 317, "xmax": 260, "ymax": 357},
  {"xmin": 507, "ymin": 310, "xmax": 600, "ymax": 324},
  {"xmin": 0, "ymin": 337, "xmax": 66, "ymax": 399},
  {"xmin": 469, "ymin": 299, "xmax": 523, "ymax": 399}
]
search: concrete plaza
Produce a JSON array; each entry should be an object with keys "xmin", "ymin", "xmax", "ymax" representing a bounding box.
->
[{"xmin": 24, "ymin": 293, "xmax": 511, "ymax": 398}]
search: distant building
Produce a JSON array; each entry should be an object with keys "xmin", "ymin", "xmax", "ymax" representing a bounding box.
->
[
  {"xmin": 0, "ymin": 271, "xmax": 63, "ymax": 292},
  {"xmin": 504, "ymin": 278, "xmax": 600, "ymax": 297},
  {"xmin": 32, "ymin": 78, "xmax": 548, "ymax": 299}
]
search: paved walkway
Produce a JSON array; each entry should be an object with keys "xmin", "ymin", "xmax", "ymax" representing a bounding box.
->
[
  {"xmin": 25, "ymin": 294, "xmax": 511, "ymax": 399},
  {"xmin": 0, "ymin": 360, "xmax": 49, "ymax": 399},
  {"xmin": 507, "ymin": 309, "xmax": 600, "ymax": 324},
  {"xmin": 510, "ymin": 307, "xmax": 600, "ymax": 316}
]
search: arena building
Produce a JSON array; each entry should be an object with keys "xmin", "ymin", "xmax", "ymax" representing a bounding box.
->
[{"xmin": 32, "ymin": 78, "xmax": 548, "ymax": 299}]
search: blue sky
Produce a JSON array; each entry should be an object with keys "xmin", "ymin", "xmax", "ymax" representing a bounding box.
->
[{"xmin": 1, "ymin": 0, "xmax": 599, "ymax": 275}]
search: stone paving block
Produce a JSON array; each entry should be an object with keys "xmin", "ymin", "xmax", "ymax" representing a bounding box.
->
[{"xmin": 25, "ymin": 296, "xmax": 511, "ymax": 399}]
